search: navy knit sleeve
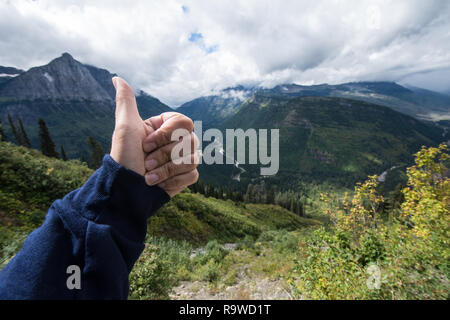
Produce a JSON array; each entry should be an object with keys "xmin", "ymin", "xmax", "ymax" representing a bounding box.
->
[{"xmin": 0, "ymin": 155, "xmax": 170, "ymax": 300}]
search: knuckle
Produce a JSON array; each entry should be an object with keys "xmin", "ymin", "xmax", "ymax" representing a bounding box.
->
[
  {"xmin": 160, "ymin": 129, "xmax": 172, "ymax": 143},
  {"xmin": 175, "ymin": 114, "xmax": 194, "ymax": 131},
  {"xmin": 115, "ymin": 94, "xmax": 134, "ymax": 105},
  {"xmin": 165, "ymin": 161, "xmax": 176, "ymax": 177}
]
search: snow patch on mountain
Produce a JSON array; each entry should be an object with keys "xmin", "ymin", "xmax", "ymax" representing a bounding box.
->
[{"xmin": 43, "ymin": 72, "xmax": 54, "ymax": 83}]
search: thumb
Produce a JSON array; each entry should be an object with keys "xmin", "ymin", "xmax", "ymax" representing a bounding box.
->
[{"xmin": 112, "ymin": 76, "xmax": 141, "ymax": 126}]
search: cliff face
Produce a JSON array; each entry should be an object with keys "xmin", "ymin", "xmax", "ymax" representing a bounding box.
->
[{"xmin": 0, "ymin": 53, "xmax": 113, "ymax": 101}]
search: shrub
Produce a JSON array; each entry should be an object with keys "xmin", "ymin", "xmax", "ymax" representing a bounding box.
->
[
  {"xmin": 290, "ymin": 144, "xmax": 449, "ymax": 299},
  {"xmin": 198, "ymin": 258, "xmax": 221, "ymax": 282},
  {"xmin": 128, "ymin": 244, "xmax": 173, "ymax": 300}
]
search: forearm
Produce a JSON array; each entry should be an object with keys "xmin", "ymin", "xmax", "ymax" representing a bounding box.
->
[{"xmin": 0, "ymin": 155, "xmax": 170, "ymax": 299}]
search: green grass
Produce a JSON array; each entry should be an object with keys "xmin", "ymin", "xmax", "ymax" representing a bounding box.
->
[{"xmin": 148, "ymin": 192, "xmax": 319, "ymax": 246}]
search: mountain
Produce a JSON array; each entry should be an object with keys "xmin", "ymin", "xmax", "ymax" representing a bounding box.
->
[
  {"xmin": 0, "ymin": 53, "xmax": 112, "ymax": 101},
  {"xmin": 177, "ymin": 86, "xmax": 255, "ymax": 127},
  {"xmin": 179, "ymin": 82, "xmax": 450, "ymax": 125},
  {"xmin": 0, "ymin": 53, "xmax": 172, "ymax": 158},
  {"xmin": 197, "ymin": 93, "xmax": 446, "ymax": 189},
  {"xmin": 0, "ymin": 66, "xmax": 24, "ymax": 85},
  {"xmin": 261, "ymin": 82, "xmax": 450, "ymax": 121}
]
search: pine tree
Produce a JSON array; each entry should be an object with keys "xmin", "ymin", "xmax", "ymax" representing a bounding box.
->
[
  {"xmin": 0, "ymin": 120, "xmax": 6, "ymax": 141},
  {"xmin": 290, "ymin": 199, "xmax": 295, "ymax": 213},
  {"xmin": 245, "ymin": 184, "xmax": 254, "ymax": 203},
  {"xmin": 18, "ymin": 118, "xmax": 31, "ymax": 148},
  {"xmin": 266, "ymin": 186, "xmax": 275, "ymax": 204},
  {"xmin": 38, "ymin": 118, "xmax": 59, "ymax": 158},
  {"xmin": 198, "ymin": 181, "xmax": 205, "ymax": 195},
  {"xmin": 226, "ymin": 185, "xmax": 234, "ymax": 200},
  {"xmin": 7, "ymin": 113, "xmax": 21, "ymax": 145},
  {"xmin": 87, "ymin": 136, "xmax": 104, "ymax": 169},
  {"xmin": 189, "ymin": 182, "xmax": 198, "ymax": 193},
  {"xmin": 296, "ymin": 201, "xmax": 304, "ymax": 216},
  {"xmin": 218, "ymin": 186, "xmax": 224, "ymax": 199},
  {"xmin": 81, "ymin": 154, "xmax": 87, "ymax": 164},
  {"xmin": 60, "ymin": 146, "xmax": 67, "ymax": 161}
]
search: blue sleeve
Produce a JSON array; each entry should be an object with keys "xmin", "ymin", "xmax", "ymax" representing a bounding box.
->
[{"xmin": 0, "ymin": 155, "xmax": 170, "ymax": 300}]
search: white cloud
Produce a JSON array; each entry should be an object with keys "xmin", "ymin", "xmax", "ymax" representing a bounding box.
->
[{"xmin": 0, "ymin": 0, "xmax": 449, "ymax": 106}]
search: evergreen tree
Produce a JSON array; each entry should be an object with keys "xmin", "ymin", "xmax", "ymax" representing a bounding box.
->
[
  {"xmin": 7, "ymin": 114, "xmax": 21, "ymax": 145},
  {"xmin": 266, "ymin": 186, "xmax": 275, "ymax": 204},
  {"xmin": 296, "ymin": 201, "xmax": 304, "ymax": 216},
  {"xmin": 60, "ymin": 146, "xmax": 67, "ymax": 161},
  {"xmin": 245, "ymin": 184, "xmax": 254, "ymax": 203},
  {"xmin": 290, "ymin": 199, "xmax": 295, "ymax": 213},
  {"xmin": 204, "ymin": 185, "xmax": 210, "ymax": 198},
  {"xmin": 227, "ymin": 185, "xmax": 234, "ymax": 200},
  {"xmin": 87, "ymin": 136, "xmax": 104, "ymax": 169},
  {"xmin": 196, "ymin": 181, "xmax": 205, "ymax": 195},
  {"xmin": 38, "ymin": 118, "xmax": 59, "ymax": 158},
  {"xmin": 81, "ymin": 154, "xmax": 87, "ymax": 164},
  {"xmin": 189, "ymin": 182, "xmax": 198, "ymax": 193},
  {"xmin": 218, "ymin": 186, "xmax": 224, "ymax": 199},
  {"xmin": 0, "ymin": 120, "xmax": 6, "ymax": 141},
  {"xmin": 18, "ymin": 118, "xmax": 31, "ymax": 148},
  {"xmin": 234, "ymin": 191, "xmax": 244, "ymax": 202}
]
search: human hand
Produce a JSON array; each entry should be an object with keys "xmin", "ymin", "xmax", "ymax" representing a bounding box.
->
[
  {"xmin": 142, "ymin": 112, "xmax": 200, "ymax": 197},
  {"xmin": 110, "ymin": 77, "xmax": 199, "ymax": 197}
]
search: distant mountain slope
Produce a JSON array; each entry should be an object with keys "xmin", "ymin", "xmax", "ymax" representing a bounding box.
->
[
  {"xmin": 136, "ymin": 91, "xmax": 173, "ymax": 120},
  {"xmin": 177, "ymin": 86, "xmax": 255, "ymax": 126},
  {"xmin": 0, "ymin": 53, "xmax": 172, "ymax": 158},
  {"xmin": 202, "ymin": 93, "xmax": 445, "ymax": 188},
  {"xmin": 262, "ymin": 82, "xmax": 450, "ymax": 121},
  {"xmin": 179, "ymin": 82, "xmax": 450, "ymax": 127},
  {"xmin": 0, "ymin": 66, "xmax": 24, "ymax": 86}
]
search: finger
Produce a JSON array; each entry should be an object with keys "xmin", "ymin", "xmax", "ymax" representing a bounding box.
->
[
  {"xmin": 158, "ymin": 169, "xmax": 199, "ymax": 197},
  {"xmin": 142, "ymin": 113, "xmax": 194, "ymax": 153},
  {"xmin": 144, "ymin": 132, "xmax": 200, "ymax": 171},
  {"xmin": 143, "ymin": 112, "xmax": 191, "ymax": 130},
  {"xmin": 145, "ymin": 153, "xmax": 199, "ymax": 186},
  {"xmin": 112, "ymin": 77, "xmax": 141, "ymax": 128}
]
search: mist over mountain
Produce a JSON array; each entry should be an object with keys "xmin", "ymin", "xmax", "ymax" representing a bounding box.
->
[
  {"xmin": 177, "ymin": 86, "xmax": 256, "ymax": 127},
  {"xmin": 179, "ymin": 81, "xmax": 450, "ymax": 125}
]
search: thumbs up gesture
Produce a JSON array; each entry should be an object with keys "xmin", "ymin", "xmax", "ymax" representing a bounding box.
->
[{"xmin": 110, "ymin": 77, "xmax": 199, "ymax": 197}]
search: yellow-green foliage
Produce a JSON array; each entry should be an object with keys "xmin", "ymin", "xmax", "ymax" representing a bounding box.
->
[{"xmin": 292, "ymin": 144, "xmax": 449, "ymax": 299}]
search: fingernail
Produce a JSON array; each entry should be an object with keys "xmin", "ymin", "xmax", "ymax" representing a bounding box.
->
[
  {"xmin": 112, "ymin": 77, "xmax": 118, "ymax": 89},
  {"xmin": 145, "ymin": 159, "xmax": 158, "ymax": 171},
  {"xmin": 145, "ymin": 173, "xmax": 159, "ymax": 185}
]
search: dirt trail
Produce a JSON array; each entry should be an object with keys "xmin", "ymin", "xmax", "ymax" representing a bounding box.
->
[{"xmin": 170, "ymin": 277, "xmax": 294, "ymax": 300}]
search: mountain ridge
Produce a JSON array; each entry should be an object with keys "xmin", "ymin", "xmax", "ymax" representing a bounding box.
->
[
  {"xmin": 179, "ymin": 81, "xmax": 450, "ymax": 124},
  {"xmin": 0, "ymin": 53, "xmax": 172, "ymax": 158}
]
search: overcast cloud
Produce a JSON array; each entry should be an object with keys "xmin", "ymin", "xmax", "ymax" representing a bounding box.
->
[{"xmin": 0, "ymin": 0, "xmax": 449, "ymax": 106}]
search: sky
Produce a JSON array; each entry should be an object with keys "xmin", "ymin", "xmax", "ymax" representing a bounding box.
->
[{"xmin": 0, "ymin": 0, "xmax": 449, "ymax": 106}]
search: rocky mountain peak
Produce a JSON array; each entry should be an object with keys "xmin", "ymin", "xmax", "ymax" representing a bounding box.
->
[{"xmin": 0, "ymin": 53, "xmax": 113, "ymax": 101}]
